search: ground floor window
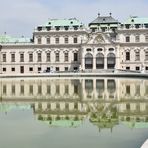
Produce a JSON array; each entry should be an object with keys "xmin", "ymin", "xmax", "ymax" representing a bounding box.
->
[
  {"xmin": 145, "ymin": 67, "xmax": 148, "ymax": 70},
  {"xmin": 29, "ymin": 67, "xmax": 33, "ymax": 72},
  {"xmin": 126, "ymin": 67, "xmax": 130, "ymax": 70},
  {"xmin": 56, "ymin": 67, "xmax": 59, "ymax": 71},
  {"xmin": 3, "ymin": 67, "xmax": 6, "ymax": 72},
  {"xmin": 136, "ymin": 66, "xmax": 140, "ymax": 71},
  {"xmin": 11, "ymin": 67, "xmax": 15, "ymax": 72}
]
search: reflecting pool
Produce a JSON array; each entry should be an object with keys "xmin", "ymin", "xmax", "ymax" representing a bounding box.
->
[{"xmin": 0, "ymin": 78, "xmax": 148, "ymax": 148}]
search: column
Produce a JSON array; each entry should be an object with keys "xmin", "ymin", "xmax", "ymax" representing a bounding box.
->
[
  {"xmin": 104, "ymin": 57, "xmax": 107, "ymax": 70},
  {"xmin": 93, "ymin": 57, "xmax": 96, "ymax": 70}
]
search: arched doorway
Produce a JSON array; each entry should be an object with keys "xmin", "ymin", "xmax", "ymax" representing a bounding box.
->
[
  {"xmin": 107, "ymin": 53, "xmax": 116, "ymax": 69},
  {"xmin": 96, "ymin": 53, "xmax": 104, "ymax": 69},
  {"xmin": 85, "ymin": 53, "xmax": 93, "ymax": 69}
]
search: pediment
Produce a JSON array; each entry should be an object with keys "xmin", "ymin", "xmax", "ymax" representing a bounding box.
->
[{"xmin": 84, "ymin": 33, "xmax": 112, "ymax": 45}]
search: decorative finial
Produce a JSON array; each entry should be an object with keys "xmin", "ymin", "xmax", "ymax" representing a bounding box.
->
[
  {"xmin": 109, "ymin": 12, "xmax": 112, "ymax": 16},
  {"xmin": 98, "ymin": 12, "xmax": 100, "ymax": 17}
]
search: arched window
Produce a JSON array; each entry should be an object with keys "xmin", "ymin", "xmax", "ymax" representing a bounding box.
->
[
  {"xmin": 96, "ymin": 53, "xmax": 104, "ymax": 69},
  {"xmin": 85, "ymin": 53, "xmax": 93, "ymax": 69},
  {"xmin": 107, "ymin": 53, "xmax": 116, "ymax": 69}
]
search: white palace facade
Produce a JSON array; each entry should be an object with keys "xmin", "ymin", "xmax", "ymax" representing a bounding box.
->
[{"xmin": 0, "ymin": 13, "xmax": 148, "ymax": 74}]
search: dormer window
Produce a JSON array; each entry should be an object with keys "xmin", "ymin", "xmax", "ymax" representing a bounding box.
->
[
  {"xmin": 55, "ymin": 27, "xmax": 60, "ymax": 31},
  {"xmin": 74, "ymin": 26, "xmax": 78, "ymax": 30},
  {"xmin": 70, "ymin": 21, "xmax": 73, "ymax": 24},
  {"xmin": 37, "ymin": 27, "xmax": 42, "ymax": 31},
  {"xmin": 64, "ymin": 26, "xmax": 69, "ymax": 31},
  {"xmin": 48, "ymin": 22, "xmax": 51, "ymax": 25}
]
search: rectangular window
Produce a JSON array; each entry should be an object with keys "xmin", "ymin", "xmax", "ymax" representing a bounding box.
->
[
  {"xmin": 2, "ymin": 54, "xmax": 6, "ymax": 62},
  {"xmin": 56, "ymin": 85, "xmax": 60, "ymax": 94},
  {"xmin": 74, "ymin": 37, "xmax": 78, "ymax": 43},
  {"xmin": 55, "ymin": 37, "xmax": 59, "ymax": 44},
  {"xmin": 38, "ymin": 38, "xmax": 41, "ymax": 44},
  {"xmin": 38, "ymin": 67, "xmax": 41, "ymax": 72},
  {"xmin": 3, "ymin": 67, "xmax": 6, "ymax": 72},
  {"xmin": 126, "ymin": 36, "xmax": 130, "ymax": 42},
  {"xmin": 12, "ymin": 85, "xmax": 15, "ymax": 95},
  {"xmin": 20, "ymin": 85, "xmax": 24, "ymax": 95},
  {"xmin": 65, "ymin": 67, "xmax": 68, "ymax": 71},
  {"xmin": 11, "ymin": 53, "xmax": 15, "ymax": 62},
  {"xmin": 47, "ymin": 85, "xmax": 51, "ymax": 95},
  {"xmin": 29, "ymin": 85, "xmax": 33, "ymax": 95},
  {"xmin": 37, "ymin": 53, "xmax": 42, "ymax": 62},
  {"xmin": 11, "ymin": 67, "xmax": 15, "ymax": 72},
  {"xmin": 56, "ymin": 67, "xmax": 59, "ymax": 71},
  {"xmin": 146, "ymin": 67, "xmax": 148, "ymax": 71},
  {"xmin": 126, "ymin": 85, "xmax": 130, "ymax": 94},
  {"xmin": 126, "ymin": 67, "xmax": 130, "ymax": 70},
  {"xmin": 65, "ymin": 85, "xmax": 69, "ymax": 94},
  {"xmin": 46, "ymin": 37, "xmax": 50, "ymax": 44},
  {"xmin": 126, "ymin": 52, "xmax": 130, "ymax": 61},
  {"xmin": 64, "ymin": 53, "xmax": 69, "ymax": 62},
  {"xmin": 145, "ymin": 35, "xmax": 148, "ymax": 42},
  {"xmin": 136, "ymin": 67, "xmax": 140, "ymax": 71},
  {"xmin": 29, "ymin": 67, "xmax": 33, "ymax": 72},
  {"xmin": 55, "ymin": 53, "xmax": 59, "ymax": 62},
  {"xmin": 74, "ymin": 85, "xmax": 78, "ymax": 94},
  {"xmin": 3, "ymin": 85, "xmax": 7, "ymax": 95},
  {"xmin": 145, "ymin": 52, "xmax": 148, "ymax": 61},
  {"xmin": 65, "ymin": 37, "xmax": 69, "ymax": 44},
  {"xmin": 135, "ymin": 51, "xmax": 140, "ymax": 61},
  {"xmin": 38, "ymin": 85, "xmax": 42, "ymax": 95},
  {"xmin": 20, "ymin": 53, "xmax": 24, "ymax": 62},
  {"xmin": 135, "ymin": 36, "xmax": 140, "ymax": 42},
  {"xmin": 74, "ymin": 53, "xmax": 78, "ymax": 61},
  {"xmin": 46, "ymin": 53, "xmax": 50, "ymax": 62},
  {"xmin": 29, "ymin": 53, "xmax": 33, "ymax": 62}
]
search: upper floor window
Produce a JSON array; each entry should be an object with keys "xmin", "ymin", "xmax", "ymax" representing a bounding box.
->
[
  {"xmin": 64, "ymin": 53, "xmax": 69, "ymax": 62},
  {"xmin": 64, "ymin": 37, "xmax": 69, "ymax": 44},
  {"xmin": 29, "ymin": 53, "xmax": 33, "ymax": 62},
  {"xmin": 37, "ymin": 53, "xmax": 42, "ymax": 62},
  {"xmin": 46, "ymin": 53, "xmax": 50, "ymax": 62},
  {"xmin": 126, "ymin": 51, "xmax": 130, "ymax": 61},
  {"xmin": 74, "ymin": 37, "xmax": 78, "ymax": 43},
  {"xmin": 135, "ymin": 51, "xmax": 140, "ymax": 61},
  {"xmin": 145, "ymin": 35, "xmax": 148, "ymax": 42},
  {"xmin": 135, "ymin": 35, "xmax": 140, "ymax": 42},
  {"xmin": 145, "ymin": 51, "xmax": 148, "ymax": 61},
  {"xmin": 55, "ymin": 37, "xmax": 59, "ymax": 44},
  {"xmin": 2, "ymin": 54, "xmax": 6, "ymax": 62},
  {"xmin": 74, "ymin": 53, "xmax": 78, "ymax": 61},
  {"xmin": 126, "ymin": 36, "xmax": 130, "ymax": 42},
  {"xmin": 55, "ymin": 52, "xmax": 59, "ymax": 62},
  {"xmin": 11, "ymin": 53, "xmax": 15, "ymax": 62},
  {"xmin": 46, "ymin": 37, "xmax": 50, "ymax": 44},
  {"xmin": 38, "ymin": 37, "xmax": 42, "ymax": 44},
  {"xmin": 20, "ymin": 53, "xmax": 24, "ymax": 62}
]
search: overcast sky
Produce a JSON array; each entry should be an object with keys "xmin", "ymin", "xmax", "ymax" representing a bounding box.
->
[{"xmin": 0, "ymin": 0, "xmax": 148, "ymax": 37}]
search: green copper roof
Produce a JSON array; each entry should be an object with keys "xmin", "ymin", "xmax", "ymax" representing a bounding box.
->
[
  {"xmin": 124, "ymin": 17, "xmax": 148, "ymax": 24},
  {"xmin": 0, "ymin": 35, "xmax": 31, "ymax": 43},
  {"xmin": 43, "ymin": 18, "xmax": 83, "ymax": 27}
]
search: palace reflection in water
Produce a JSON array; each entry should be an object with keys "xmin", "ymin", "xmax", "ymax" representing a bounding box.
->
[{"xmin": 0, "ymin": 78, "xmax": 148, "ymax": 130}]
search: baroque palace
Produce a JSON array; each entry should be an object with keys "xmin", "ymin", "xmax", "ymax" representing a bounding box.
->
[{"xmin": 0, "ymin": 13, "xmax": 148, "ymax": 74}]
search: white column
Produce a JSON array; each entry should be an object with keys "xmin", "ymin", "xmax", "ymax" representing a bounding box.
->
[
  {"xmin": 93, "ymin": 57, "xmax": 96, "ymax": 70},
  {"xmin": 104, "ymin": 57, "xmax": 107, "ymax": 70}
]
